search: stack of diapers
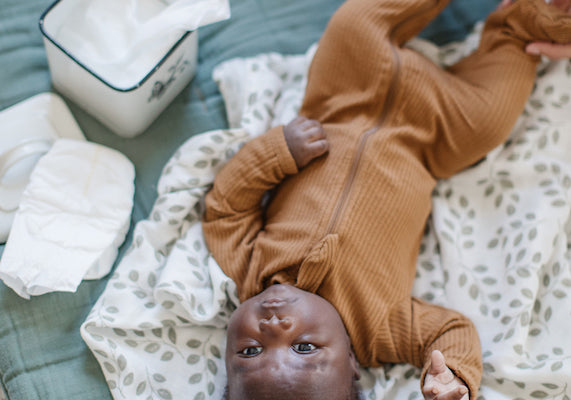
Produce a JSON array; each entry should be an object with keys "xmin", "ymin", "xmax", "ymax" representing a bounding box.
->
[{"xmin": 0, "ymin": 138, "xmax": 135, "ymax": 299}]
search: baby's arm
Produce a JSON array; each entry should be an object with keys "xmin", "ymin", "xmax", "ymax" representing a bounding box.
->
[
  {"xmin": 203, "ymin": 124, "xmax": 299, "ymax": 299},
  {"xmin": 423, "ymin": 351, "xmax": 469, "ymax": 400},
  {"xmin": 203, "ymin": 117, "xmax": 327, "ymax": 300},
  {"xmin": 366, "ymin": 298, "xmax": 481, "ymax": 400},
  {"xmin": 283, "ymin": 116, "xmax": 329, "ymax": 168}
]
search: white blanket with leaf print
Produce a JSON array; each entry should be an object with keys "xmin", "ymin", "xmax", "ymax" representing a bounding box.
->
[{"xmin": 81, "ymin": 25, "xmax": 571, "ymax": 400}]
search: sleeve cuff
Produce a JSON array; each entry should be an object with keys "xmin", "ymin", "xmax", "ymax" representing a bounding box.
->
[{"xmin": 267, "ymin": 125, "xmax": 299, "ymax": 176}]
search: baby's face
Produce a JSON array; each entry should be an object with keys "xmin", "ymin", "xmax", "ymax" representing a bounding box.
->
[{"xmin": 225, "ymin": 284, "xmax": 359, "ymax": 400}]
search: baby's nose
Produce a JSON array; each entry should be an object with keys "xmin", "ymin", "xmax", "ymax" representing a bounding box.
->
[{"xmin": 259, "ymin": 315, "xmax": 293, "ymax": 333}]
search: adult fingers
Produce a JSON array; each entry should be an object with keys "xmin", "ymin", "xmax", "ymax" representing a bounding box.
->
[{"xmin": 526, "ymin": 42, "xmax": 571, "ymax": 59}]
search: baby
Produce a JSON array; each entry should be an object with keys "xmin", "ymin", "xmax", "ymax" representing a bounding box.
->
[{"xmin": 203, "ymin": 0, "xmax": 571, "ymax": 399}]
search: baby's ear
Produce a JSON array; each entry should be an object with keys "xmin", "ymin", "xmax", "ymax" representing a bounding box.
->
[{"xmin": 349, "ymin": 349, "xmax": 361, "ymax": 380}]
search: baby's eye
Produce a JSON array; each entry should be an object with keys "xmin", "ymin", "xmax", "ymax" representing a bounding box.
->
[
  {"xmin": 239, "ymin": 346, "xmax": 262, "ymax": 357},
  {"xmin": 292, "ymin": 343, "xmax": 317, "ymax": 353}
]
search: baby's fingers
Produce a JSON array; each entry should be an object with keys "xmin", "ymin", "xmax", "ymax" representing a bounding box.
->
[
  {"xmin": 307, "ymin": 138, "xmax": 329, "ymax": 157},
  {"xmin": 422, "ymin": 384, "xmax": 441, "ymax": 400},
  {"xmin": 301, "ymin": 120, "xmax": 326, "ymax": 141},
  {"xmin": 428, "ymin": 350, "xmax": 449, "ymax": 377},
  {"xmin": 438, "ymin": 386, "xmax": 468, "ymax": 400},
  {"xmin": 442, "ymin": 386, "xmax": 468, "ymax": 400},
  {"xmin": 422, "ymin": 385, "xmax": 468, "ymax": 400},
  {"xmin": 299, "ymin": 117, "xmax": 321, "ymax": 129}
]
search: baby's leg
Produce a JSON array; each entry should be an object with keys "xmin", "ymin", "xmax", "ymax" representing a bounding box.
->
[
  {"xmin": 300, "ymin": 0, "xmax": 453, "ymax": 121},
  {"xmin": 424, "ymin": 0, "xmax": 571, "ymax": 178}
]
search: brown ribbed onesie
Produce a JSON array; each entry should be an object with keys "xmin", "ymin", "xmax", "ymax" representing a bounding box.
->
[{"xmin": 203, "ymin": 0, "xmax": 571, "ymax": 398}]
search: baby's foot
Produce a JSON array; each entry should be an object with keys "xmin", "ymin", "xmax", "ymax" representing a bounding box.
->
[
  {"xmin": 504, "ymin": 0, "xmax": 571, "ymax": 44},
  {"xmin": 550, "ymin": 0, "xmax": 571, "ymax": 14},
  {"xmin": 536, "ymin": 0, "xmax": 571, "ymax": 43}
]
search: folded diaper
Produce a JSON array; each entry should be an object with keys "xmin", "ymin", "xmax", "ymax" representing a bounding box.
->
[
  {"xmin": 0, "ymin": 139, "xmax": 135, "ymax": 298},
  {"xmin": 0, "ymin": 93, "xmax": 86, "ymax": 243}
]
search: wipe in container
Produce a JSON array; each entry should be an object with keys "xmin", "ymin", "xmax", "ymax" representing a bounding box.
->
[{"xmin": 39, "ymin": 0, "xmax": 230, "ymax": 138}]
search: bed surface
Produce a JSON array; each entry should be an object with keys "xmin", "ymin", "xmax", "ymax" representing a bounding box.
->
[{"xmin": 0, "ymin": 0, "xmax": 499, "ymax": 399}]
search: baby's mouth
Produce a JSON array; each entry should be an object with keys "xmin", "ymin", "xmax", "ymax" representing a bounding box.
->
[
  {"xmin": 258, "ymin": 284, "xmax": 300, "ymax": 308},
  {"xmin": 261, "ymin": 298, "xmax": 287, "ymax": 308}
]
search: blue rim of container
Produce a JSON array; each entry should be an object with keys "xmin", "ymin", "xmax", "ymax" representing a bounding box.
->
[{"xmin": 38, "ymin": 0, "xmax": 194, "ymax": 93}]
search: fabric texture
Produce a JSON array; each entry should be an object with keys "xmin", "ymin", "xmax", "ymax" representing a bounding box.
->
[
  {"xmin": 0, "ymin": 0, "xmax": 500, "ymax": 399},
  {"xmin": 82, "ymin": 21, "xmax": 571, "ymax": 400}
]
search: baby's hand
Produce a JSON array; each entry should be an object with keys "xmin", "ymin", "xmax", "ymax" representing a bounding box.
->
[
  {"xmin": 422, "ymin": 350, "xmax": 469, "ymax": 400},
  {"xmin": 283, "ymin": 116, "xmax": 329, "ymax": 169}
]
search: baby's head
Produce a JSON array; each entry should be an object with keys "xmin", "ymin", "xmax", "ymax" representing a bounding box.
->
[{"xmin": 224, "ymin": 284, "xmax": 361, "ymax": 400}]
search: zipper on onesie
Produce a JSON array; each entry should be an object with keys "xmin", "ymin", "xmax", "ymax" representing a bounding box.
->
[
  {"xmin": 325, "ymin": 41, "xmax": 402, "ymax": 235},
  {"xmin": 324, "ymin": 0, "xmax": 437, "ymax": 235}
]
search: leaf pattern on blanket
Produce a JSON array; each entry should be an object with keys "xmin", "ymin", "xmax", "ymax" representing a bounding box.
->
[
  {"xmin": 82, "ymin": 129, "xmax": 248, "ymax": 400},
  {"xmin": 82, "ymin": 25, "xmax": 571, "ymax": 400}
]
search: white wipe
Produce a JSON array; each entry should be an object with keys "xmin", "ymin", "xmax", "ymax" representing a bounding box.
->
[
  {"xmin": 53, "ymin": 0, "xmax": 231, "ymax": 88},
  {"xmin": 0, "ymin": 139, "xmax": 135, "ymax": 298}
]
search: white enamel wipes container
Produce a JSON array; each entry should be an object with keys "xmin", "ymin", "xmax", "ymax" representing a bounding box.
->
[{"xmin": 39, "ymin": 0, "xmax": 198, "ymax": 138}]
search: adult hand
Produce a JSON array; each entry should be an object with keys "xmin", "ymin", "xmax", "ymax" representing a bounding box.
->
[
  {"xmin": 283, "ymin": 116, "xmax": 329, "ymax": 169},
  {"xmin": 526, "ymin": 42, "xmax": 571, "ymax": 60},
  {"xmin": 422, "ymin": 350, "xmax": 470, "ymax": 400}
]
